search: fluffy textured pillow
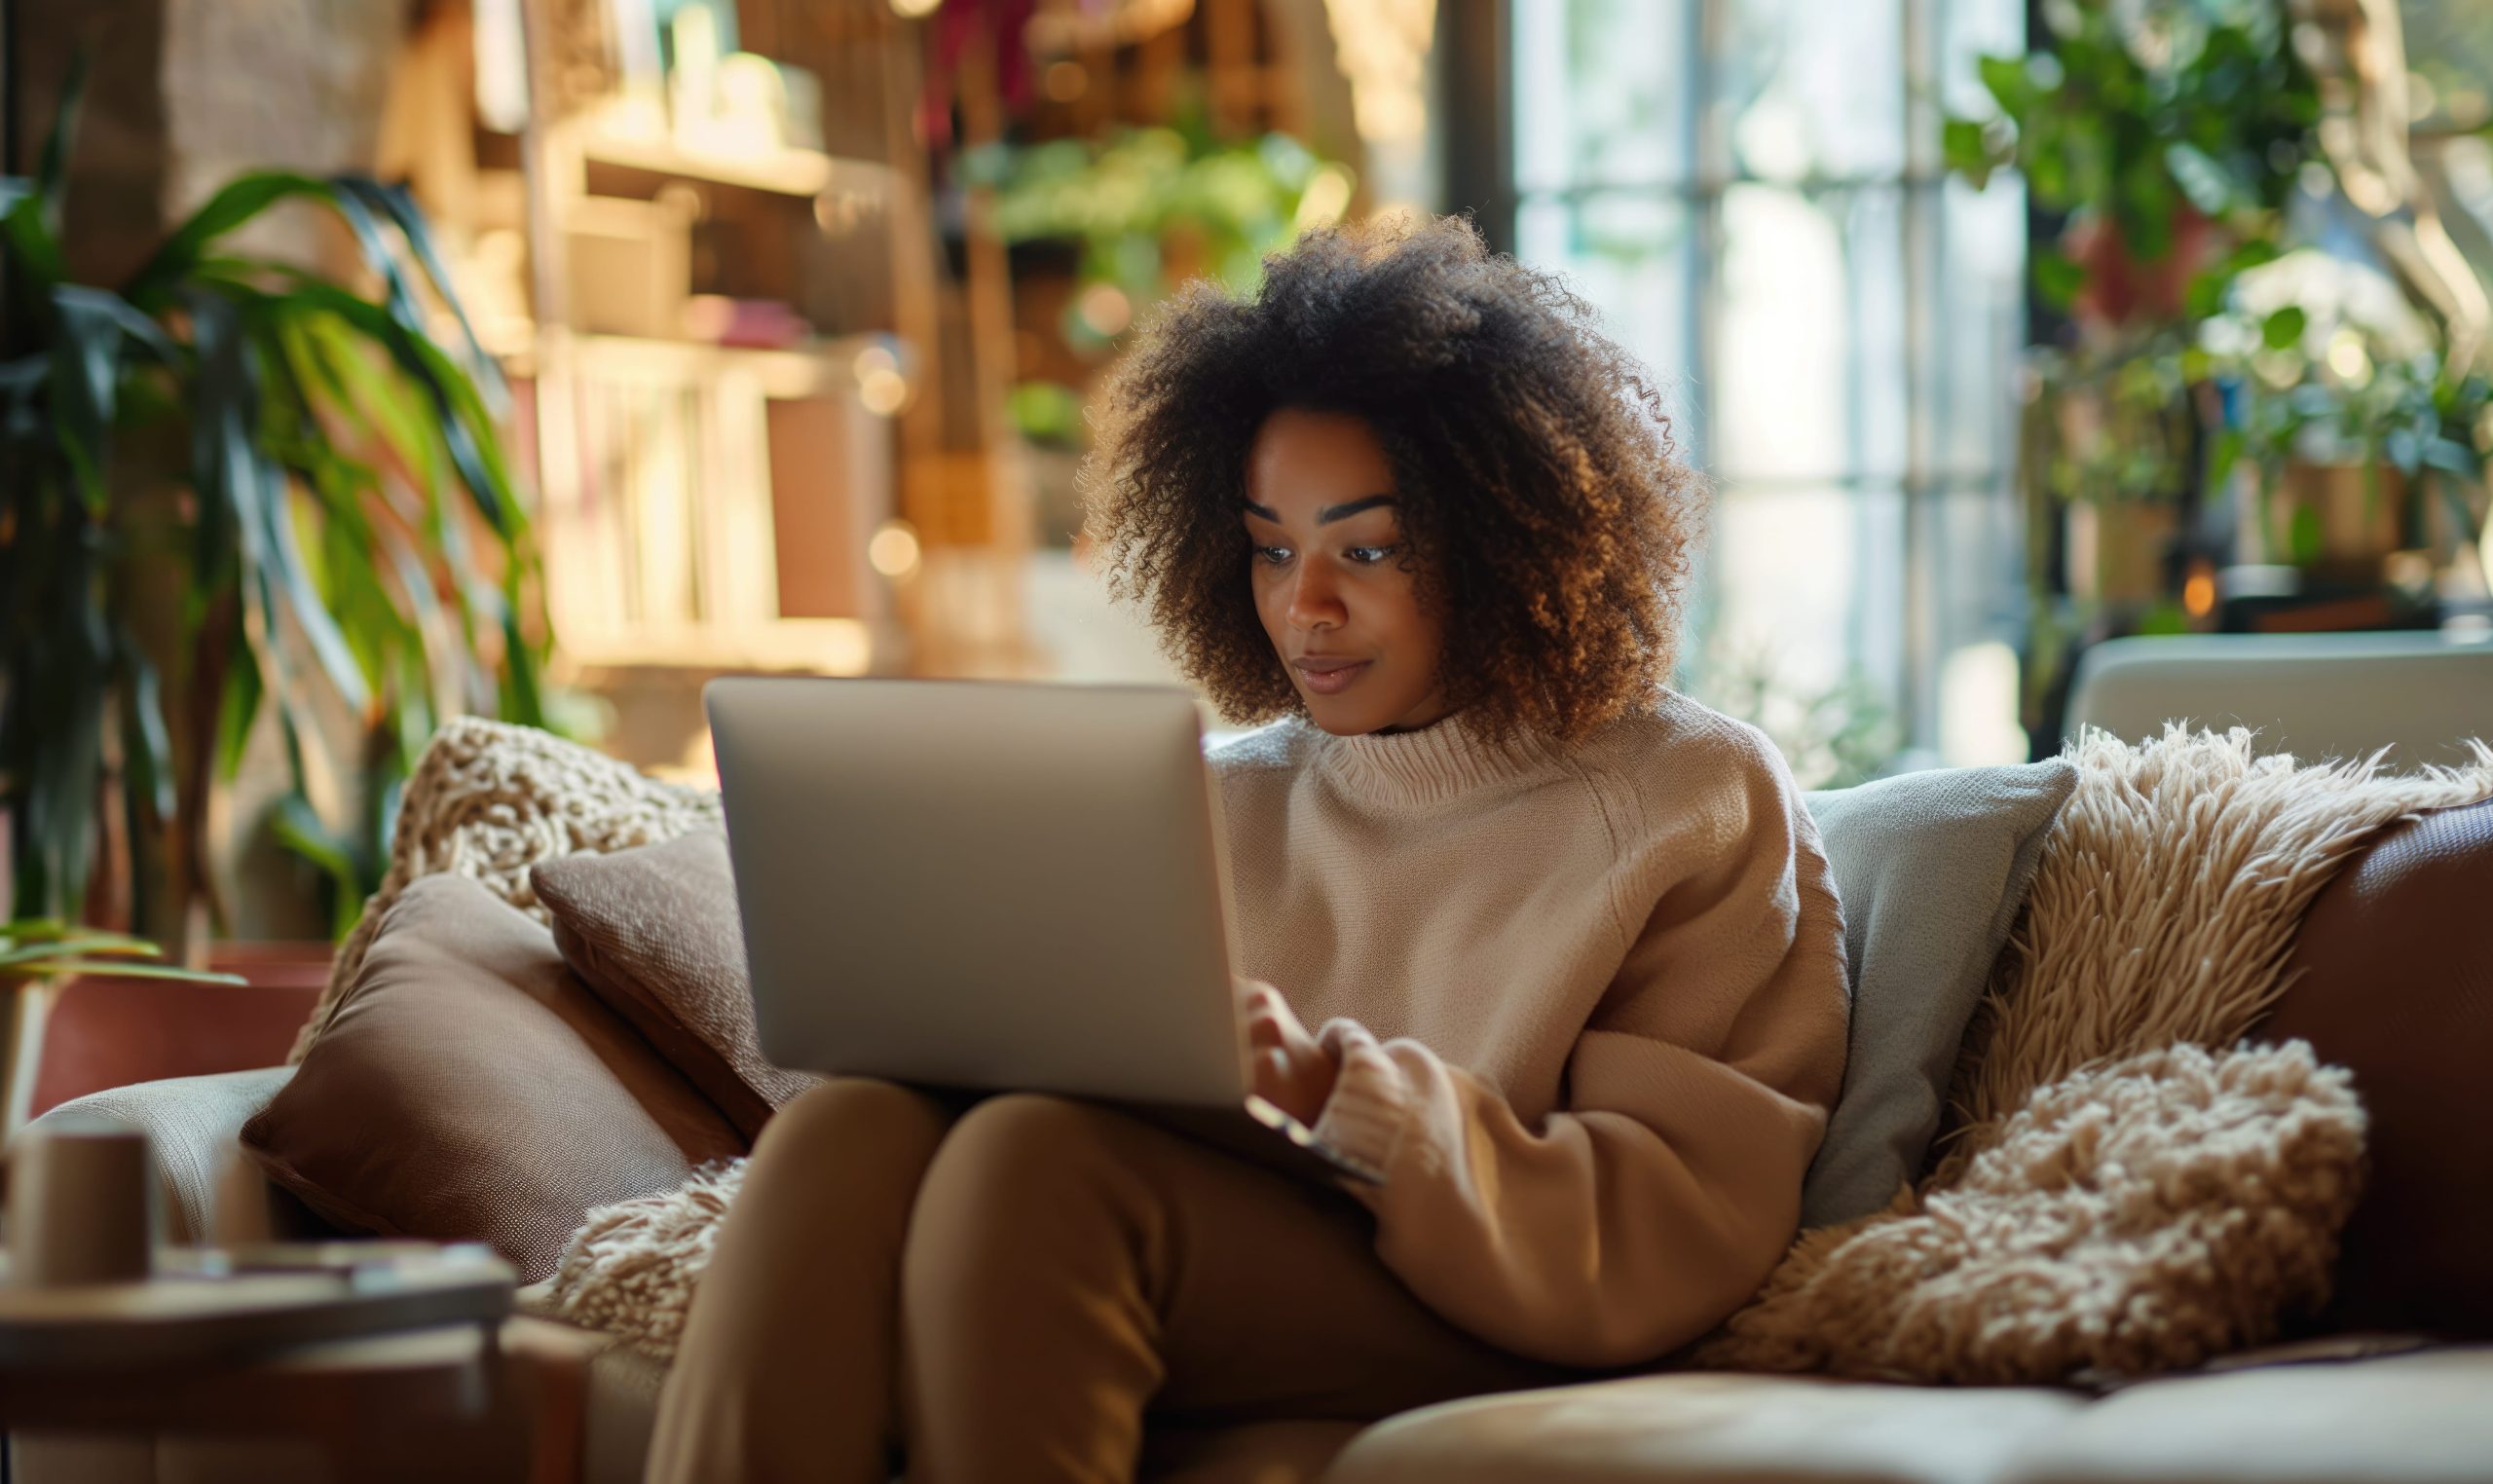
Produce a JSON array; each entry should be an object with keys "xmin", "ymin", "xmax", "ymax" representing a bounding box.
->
[
  {"xmin": 242, "ymin": 873, "xmax": 747, "ymax": 1282},
  {"xmin": 1799, "ymin": 760, "xmax": 2077, "ymax": 1228},
  {"xmin": 531, "ymin": 830, "xmax": 821, "ymax": 1142},
  {"xmin": 2255, "ymin": 797, "xmax": 2493, "ymax": 1338},
  {"xmin": 1699, "ymin": 1039, "xmax": 2364, "ymax": 1383}
]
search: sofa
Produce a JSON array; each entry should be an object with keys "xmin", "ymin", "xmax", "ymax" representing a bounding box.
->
[
  {"xmin": 20, "ymin": 1053, "xmax": 2493, "ymax": 1483},
  {"xmin": 14, "ymin": 727, "xmax": 2493, "ymax": 1484}
]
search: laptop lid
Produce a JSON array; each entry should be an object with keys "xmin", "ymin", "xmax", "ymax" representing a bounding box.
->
[{"xmin": 705, "ymin": 677, "xmax": 1252, "ymax": 1109}]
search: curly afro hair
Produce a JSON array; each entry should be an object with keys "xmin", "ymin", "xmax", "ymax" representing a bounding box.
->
[{"xmin": 1079, "ymin": 214, "xmax": 1703, "ymax": 745}]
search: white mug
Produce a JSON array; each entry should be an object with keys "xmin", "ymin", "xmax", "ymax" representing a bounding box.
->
[{"xmin": 3, "ymin": 1114, "xmax": 158, "ymax": 1286}]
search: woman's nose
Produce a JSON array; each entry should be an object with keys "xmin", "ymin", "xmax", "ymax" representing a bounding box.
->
[{"xmin": 1286, "ymin": 560, "xmax": 1346, "ymax": 632}]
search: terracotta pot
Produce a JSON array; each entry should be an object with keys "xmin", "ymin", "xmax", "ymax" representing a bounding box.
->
[
  {"xmin": 22, "ymin": 942, "xmax": 331, "ymax": 1123},
  {"xmin": 2066, "ymin": 206, "xmax": 2225, "ymax": 333}
]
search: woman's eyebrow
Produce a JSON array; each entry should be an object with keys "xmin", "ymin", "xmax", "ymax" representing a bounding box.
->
[{"xmin": 1241, "ymin": 495, "xmax": 1398, "ymax": 525}]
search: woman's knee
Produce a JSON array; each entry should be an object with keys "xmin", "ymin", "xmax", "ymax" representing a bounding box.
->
[
  {"xmin": 749, "ymin": 1077, "xmax": 953, "ymax": 1190},
  {"xmin": 908, "ymin": 1094, "xmax": 1147, "ymax": 1246}
]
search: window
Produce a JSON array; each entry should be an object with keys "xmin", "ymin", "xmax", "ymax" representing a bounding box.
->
[{"xmin": 1506, "ymin": 0, "xmax": 2030, "ymax": 771}]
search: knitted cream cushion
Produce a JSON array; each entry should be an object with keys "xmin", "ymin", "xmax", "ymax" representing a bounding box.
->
[{"xmin": 291, "ymin": 719, "xmax": 723, "ymax": 1063}]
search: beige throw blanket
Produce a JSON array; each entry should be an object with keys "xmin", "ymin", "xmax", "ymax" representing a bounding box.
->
[{"xmin": 338, "ymin": 721, "xmax": 2493, "ymax": 1383}]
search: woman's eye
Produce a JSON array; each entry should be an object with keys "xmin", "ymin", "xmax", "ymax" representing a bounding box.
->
[
  {"xmin": 1347, "ymin": 545, "xmax": 1398, "ymax": 565},
  {"xmin": 1254, "ymin": 545, "xmax": 1293, "ymax": 566}
]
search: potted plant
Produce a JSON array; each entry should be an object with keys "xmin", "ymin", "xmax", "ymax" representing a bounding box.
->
[
  {"xmin": 1947, "ymin": 1, "xmax": 2325, "ymax": 612},
  {"xmin": 2204, "ymin": 249, "xmax": 2490, "ymax": 588},
  {"xmin": 0, "ymin": 917, "xmax": 243, "ymax": 1133},
  {"xmin": 0, "ymin": 62, "xmax": 549, "ymax": 955}
]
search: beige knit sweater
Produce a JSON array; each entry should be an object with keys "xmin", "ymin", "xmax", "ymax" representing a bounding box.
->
[{"xmin": 1209, "ymin": 691, "xmax": 1849, "ymax": 1368}]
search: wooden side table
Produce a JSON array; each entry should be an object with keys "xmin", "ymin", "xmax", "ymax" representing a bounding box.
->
[{"xmin": 0, "ymin": 1244, "xmax": 537, "ymax": 1483}]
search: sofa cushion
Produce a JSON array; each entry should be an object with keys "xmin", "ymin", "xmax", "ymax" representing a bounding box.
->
[
  {"xmin": 1799, "ymin": 760, "xmax": 2077, "ymax": 1227},
  {"xmin": 1325, "ymin": 1372, "xmax": 2085, "ymax": 1484},
  {"xmin": 242, "ymin": 874, "xmax": 747, "ymax": 1283},
  {"xmin": 2000, "ymin": 1346, "xmax": 2493, "ymax": 1484},
  {"xmin": 531, "ymin": 830, "xmax": 821, "ymax": 1142},
  {"xmin": 2253, "ymin": 797, "xmax": 2493, "ymax": 1338}
]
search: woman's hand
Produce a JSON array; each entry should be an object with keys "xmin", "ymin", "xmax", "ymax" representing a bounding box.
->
[{"xmin": 1236, "ymin": 977, "xmax": 1338, "ymax": 1127}]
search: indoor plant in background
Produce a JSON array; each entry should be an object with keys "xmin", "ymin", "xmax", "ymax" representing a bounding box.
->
[
  {"xmin": 1943, "ymin": 0, "xmax": 2324, "ymax": 720},
  {"xmin": 0, "ymin": 917, "xmax": 242, "ymax": 1133},
  {"xmin": 2204, "ymin": 248, "xmax": 2493, "ymax": 596},
  {"xmin": 0, "ymin": 62, "xmax": 550, "ymax": 972}
]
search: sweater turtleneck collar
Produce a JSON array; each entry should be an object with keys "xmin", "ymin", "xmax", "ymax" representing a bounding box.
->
[{"xmin": 1309, "ymin": 709, "xmax": 1570, "ymax": 808}]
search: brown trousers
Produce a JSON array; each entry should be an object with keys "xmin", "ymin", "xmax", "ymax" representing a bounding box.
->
[{"xmin": 645, "ymin": 1079, "xmax": 1566, "ymax": 1484}]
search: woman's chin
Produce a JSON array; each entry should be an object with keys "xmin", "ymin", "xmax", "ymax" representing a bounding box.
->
[{"xmin": 1298, "ymin": 691, "xmax": 1377, "ymax": 737}]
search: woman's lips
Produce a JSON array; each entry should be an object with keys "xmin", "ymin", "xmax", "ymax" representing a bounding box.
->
[{"xmin": 1293, "ymin": 658, "xmax": 1369, "ymax": 695}]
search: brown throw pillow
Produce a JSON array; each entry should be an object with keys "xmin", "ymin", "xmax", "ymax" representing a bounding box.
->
[
  {"xmin": 242, "ymin": 873, "xmax": 746, "ymax": 1283},
  {"xmin": 530, "ymin": 830, "xmax": 820, "ymax": 1142},
  {"xmin": 2252, "ymin": 796, "xmax": 2493, "ymax": 1339}
]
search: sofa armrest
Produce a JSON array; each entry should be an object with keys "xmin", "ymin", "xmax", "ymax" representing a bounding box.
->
[{"xmin": 26, "ymin": 1066, "xmax": 308, "ymax": 1245}]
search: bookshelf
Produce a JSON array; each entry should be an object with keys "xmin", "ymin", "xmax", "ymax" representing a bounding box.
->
[{"xmin": 379, "ymin": 0, "xmax": 960, "ymax": 717}]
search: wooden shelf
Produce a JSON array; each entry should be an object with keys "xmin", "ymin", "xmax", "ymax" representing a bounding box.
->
[
  {"xmin": 486, "ymin": 330, "xmax": 907, "ymax": 403},
  {"xmin": 554, "ymin": 618, "xmax": 878, "ymax": 676},
  {"xmin": 573, "ymin": 128, "xmax": 891, "ymax": 199}
]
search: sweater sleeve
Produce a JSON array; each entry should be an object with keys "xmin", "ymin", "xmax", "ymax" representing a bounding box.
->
[{"xmin": 1306, "ymin": 733, "xmax": 1849, "ymax": 1368}]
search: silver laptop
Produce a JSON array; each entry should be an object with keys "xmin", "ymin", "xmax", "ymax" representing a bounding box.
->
[{"xmin": 704, "ymin": 676, "xmax": 1379, "ymax": 1185}]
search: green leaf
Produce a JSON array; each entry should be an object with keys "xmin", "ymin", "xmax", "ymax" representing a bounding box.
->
[
  {"xmin": 121, "ymin": 170, "xmax": 336, "ymax": 313},
  {"xmin": 48, "ymin": 285, "xmax": 131, "ymax": 509},
  {"xmin": 2204, "ymin": 427, "xmax": 2246, "ymax": 495},
  {"xmin": 2421, "ymin": 435, "xmax": 2482, "ymax": 478},
  {"xmin": 33, "ymin": 52, "xmax": 91, "ymax": 238},
  {"xmin": 2261, "ymin": 305, "xmax": 2307, "ymax": 351},
  {"xmin": 2288, "ymin": 501, "xmax": 2324, "ymax": 566},
  {"xmin": 2164, "ymin": 141, "xmax": 2241, "ymax": 216},
  {"xmin": 4, "ymin": 193, "xmax": 68, "ymax": 297},
  {"xmin": 6, "ymin": 959, "xmax": 246, "ymax": 985},
  {"xmin": 268, "ymin": 275, "xmax": 524, "ymax": 538},
  {"xmin": 331, "ymin": 175, "xmax": 506, "ymax": 403},
  {"xmin": 272, "ymin": 793, "xmax": 362, "ymax": 942},
  {"xmin": 216, "ymin": 638, "xmax": 264, "ymax": 781},
  {"xmin": 0, "ymin": 936, "xmax": 160, "ymax": 968},
  {"xmin": 2033, "ymin": 246, "xmax": 2085, "ymax": 309},
  {"xmin": 255, "ymin": 450, "xmax": 374, "ymax": 717},
  {"xmin": 1942, "ymin": 118, "xmax": 1994, "ymax": 186},
  {"xmin": 1978, "ymin": 54, "xmax": 2034, "ymax": 117},
  {"xmin": 114, "ymin": 625, "xmax": 175, "ymax": 822}
]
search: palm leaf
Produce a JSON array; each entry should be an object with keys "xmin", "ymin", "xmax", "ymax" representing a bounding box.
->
[
  {"xmin": 122, "ymin": 171, "xmax": 341, "ymax": 314},
  {"xmin": 215, "ymin": 637, "xmax": 264, "ymax": 782},
  {"xmin": 113, "ymin": 624, "xmax": 175, "ymax": 822},
  {"xmin": 34, "ymin": 53, "xmax": 92, "ymax": 236},
  {"xmin": 331, "ymin": 175, "xmax": 505, "ymax": 402},
  {"xmin": 2, "ymin": 959, "xmax": 247, "ymax": 985},
  {"xmin": 47, "ymin": 285, "xmax": 131, "ymax": 510},
  {"xmin": 272, "ymin": 793, "xmax": 363, "ymax": 941}
]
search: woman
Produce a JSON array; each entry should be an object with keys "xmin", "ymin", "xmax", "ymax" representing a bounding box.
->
[{"xmin": 649, "ymin": 216, "xmax": 1849, "ymax": 1483}]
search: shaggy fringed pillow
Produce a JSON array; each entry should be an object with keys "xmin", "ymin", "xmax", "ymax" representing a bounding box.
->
[
  {"xmin": 1693, "ymin": 725, "xmax": 2493, "ymax": 1386},
  {"xmin": 529, "ymin": 1160, "xmax": 749, "ymax": 1361},
  {"xmin": 1694, "ymin": 1039, "xmax": 2365, "ymax": 1385}
]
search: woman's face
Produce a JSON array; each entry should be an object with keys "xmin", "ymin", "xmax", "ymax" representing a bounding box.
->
[{"xmin": 1243, "ymin": 408, "xmax": 1448, "ymax": 736}]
